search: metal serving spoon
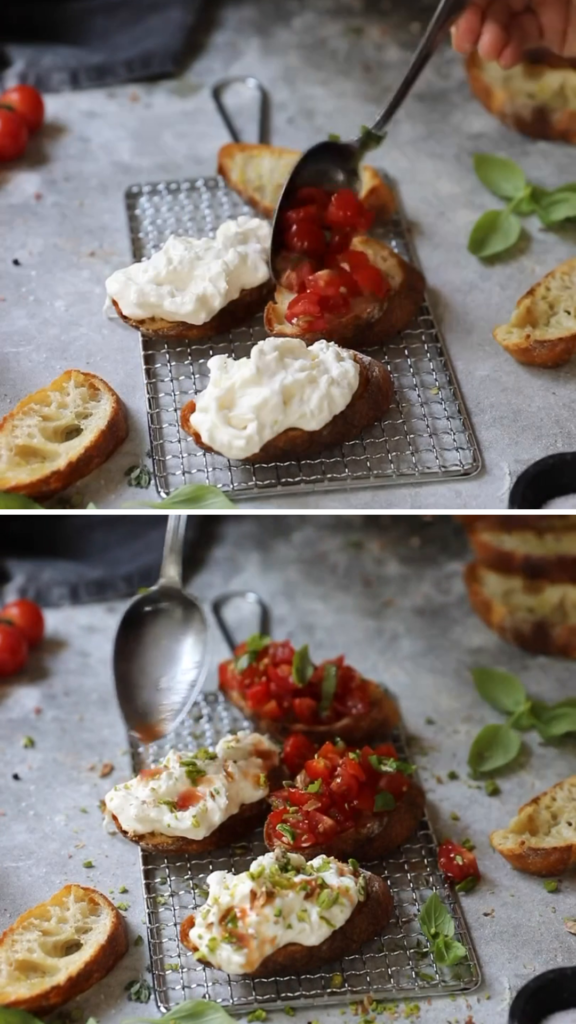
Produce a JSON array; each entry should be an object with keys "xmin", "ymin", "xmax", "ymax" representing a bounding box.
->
[
  {"xmin": 270, "ymin": 0, "xmax": 467, "ymax": 282},
  {"xmin": 113, "ymin": 515, "xmax": 208, "ymax": 742}
]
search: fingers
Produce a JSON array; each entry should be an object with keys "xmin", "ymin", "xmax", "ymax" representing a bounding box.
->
[
  {"xmin": 498, "ymin": 10, "xmax": 542, "ymax": 68},
  {"xmin": 477, "ymin": 0, "xmax": 514, "ymax": 62},
  {"xmin": 451, "ymin": 3, "xmax": 486, "ymax": 55}
]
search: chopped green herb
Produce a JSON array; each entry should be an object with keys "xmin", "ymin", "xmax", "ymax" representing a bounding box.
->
[
  {"xmin": 82, "ymin": 860, "xmax": 94, "ymax": 868},
  {"xmin": 425, "ymin": 717, "xmax": 436, "ymax": 725},
  {"xmin": 274, "ymin": 906, "xmax": 283, "ymax": 918},
  {"xmin": 327, "ymin": 132, "xmax": 342, "ymax": 142},
  {"xmin": 461, "ymin": 837, "xmax": 476, "ymax": 852},
  {"xmin": 485, "ymin": 779, "xmax": 501, "ymax": 797},
  {"xmin": 455, "ymin": 876, "xmax": 478, "ymax": 894},
  {"xmin": 320, "ymin": 915, "xmax": 337, "ymax": 929},
  {"xmin": 277, "ymin": 823, "xmax": 296, "ymax": 844},
  {"xmin": 447, "ymin": 770, "xmax": 460, "ymax": 780},
  {"xmin": 320, "ymin": 663, "xmax": 338, "ymax": 716},
  {"xmin": 195, "ymin": 747, "xmax": 217, "ymax": 760},
  {"xmin": 116, "ymin": 902, "xmax": 130, "ymax": 911},
  {"xmin": 79, "ymin": 807, "xmax": 88, "ymax": 813},
  {"xmin": 134, "ymin": 934, "xmax": 144, "ymax": 947},
  {"xmin": 306, "ymin": 779, "xmax": 322, "ymax": 793},
  {"xmin": 284, "ymin": 1008, "xmax": 295, "ymax": 1017},
  {"xmin": 296, "ymin": 909, "xmax": 309, "ymax": 922},
  {"xmin": 331, "ymin": 972, "xmax": 344, "ymax": 988},
  {"xmin": 235, "ymin": 634, "xmax": 271, "ymax": 672},
  {"xmin": 125, "ymin": 463, "xmax": 152, "ymax": 489},
  {"xmin": 156, "ymin": 895, "xmax": 168, "ymax": 906},
  {"xmin": 318, "ymin": 889, "xmax": 339, "ymax": 910},
  {"xmin": 292, "ymin": 644, "xmax": 314, "ymax": 686},
  {"xmin": 349, "ymin": 858, "xmax": 360, "ymax": 872},
  {"xmin": 258, "ymin": 773, "xmax": 267, "ymax": 787},
  {"xmin": 158, "ymin": 798, "xmax": 177, "ymax": 811},
  {"xmin": 247, "ymin": 1011, "xmax": 267, "ymax": 1022},
  {"xmin": 207, "ymin": 936, "xmax": 219, "ymax": 953},
  {"xmin": 21, "ymin": 736, "xmax": 35, "ymax": 748},
  {"xmin": 118, "ymin": 884, "xmax": 128, "ymax": 893},
  {"xmin": 544, "ymin": 879, "xmax": 559, "ymax": 893},
  {"xmin": 226, "ymin": 910, "xmax": 239, "ymax": 929},
  {"xmin": 165, "ymin": 963, "xmax": 179, "ymax": 971},
  {"xmin": 125, "ymin": 978, "xmax": 152, "ymax": 1003},
  {"xmin": 179, "ymin": 759, "xmax": 207, "ymax": 785},
  {"xmin": 374, "ymin": 791, "xmax": 396, "ymax": 812},
  {"xmin": 450, "ymin": 811, "xmax": 460, "ymax": 821}
]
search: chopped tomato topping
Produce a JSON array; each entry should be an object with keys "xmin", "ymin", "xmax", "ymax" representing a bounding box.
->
[
  {"xmin": 292, "ymin": 186, "xmax": 331, "ymax": 210},
  {"xmin": 352, "ymin": 263, "xmax": 390, "ymax": 299},
  {"xmin": 268, "ymin": 740, "xmax": 416, "ymax": 850},
  {"xmin": 438, "ymin": 840, "xmax": 481, "ymax": 888},
  {"xmin": 284, "ymin": 221, "xmax": 327, "ymax": 258},
  {"xmin": 280, "ymin": 258, "xmax": 318, "ymax": 294},
  {"xmin": 282, "ymin": 204, "xmax": 323, "ymax": 230},
  {"xmin": 282, "ymin": 733, "xmax": 317, "ymax": 776}
]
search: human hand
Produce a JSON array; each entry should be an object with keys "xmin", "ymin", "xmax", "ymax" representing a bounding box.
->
[{"xmin": 452, "ymin": 1, "xmax": 576, "ymax": 69}]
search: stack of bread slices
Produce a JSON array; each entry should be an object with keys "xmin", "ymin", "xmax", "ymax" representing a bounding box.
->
[{"xmin": 459, "ymin": 515, "xmax": 576, "ymax": 658}]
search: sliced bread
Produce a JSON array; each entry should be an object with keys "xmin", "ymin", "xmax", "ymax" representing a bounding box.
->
[
  {"xmin": 218, "ymin": 142, "xmax": 396, "ymax": 219},
  {"xmin": 493, "ymin": 258, "xmax": 576, "ymax": 367},
  {"xmin": 0, "ymin": 370, "xmax": 128, "ymax": 499},
  {"xmin": 0, "ymin": 884, "xmax": 128, "ymax": 1013},
  {"xmin": 467, "ymin": 525, "xmax": 576, "ymax": 582},
  {"xmin": 491, "ymin": 776, "xmax": 576, "ymax": 875}
]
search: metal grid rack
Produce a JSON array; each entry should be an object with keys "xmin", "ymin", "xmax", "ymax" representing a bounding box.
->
[
  {"xmin": 124, "ymin": 175, "xmax": 481, "ymax": 501},
  {"xmin": 131, "ymin": 693, "xmax": 481, "ymax": 1013}
]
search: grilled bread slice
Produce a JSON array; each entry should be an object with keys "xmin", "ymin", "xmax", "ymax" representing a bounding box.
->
[
  {"xmin": 265, "ymin": 780, "xmax": 425, "ymax": 861},
  {"xmin": 181, "ymin": 351, "xmax": 394, "ymax": 463},
  {"xmin": 264, "ymin": 237, "xmax": 424, "ymax": 349},
  {"xmin": 180, "ymin": 869, "xmax": 393, "ymax": 977},
  {"xmin": 111, "ymin": 796, "xmax": 273, "ymax": 855},
  {"xmin": 111, "ymin": 279, "xmax": 272, "ymax": 342},
  {"xmin": 465, "ymin": 562, "xmax": 576, "ymax": 657},
  {"xmin": 0, "ymin": 370, "xmax": 128, "ymax": 500},
  {"xmin": 457, "ymin": 515, "xmax": 576, "ymax": 532},
  {"xmin": 491, "ymin": 776, "xmax": 576, "ymax": 875},
  {"xmin": 218, "ymin": 142, "xmax": 396, "ymax": 219},
  {"xmin": 0, "ymin": 885, "xmax": 128, "ymax": 1014},
  {"xmin": 467, "ymin": 525, "xmax": 576, "ymax": 583},
  {"xmin": 493, "ymin": 259, "xmax": 576, "ymax": 368},
  {"xmin": 467, "ymin": 51, "xmax": 576, "ymax": 144}
]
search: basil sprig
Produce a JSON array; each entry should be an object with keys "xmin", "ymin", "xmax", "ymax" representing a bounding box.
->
[
  {"xmin": 235, "ymin": 633, "xmax": 271, "ymax": 672},
  {"xmin": 468, "ymin": 667, "xmax": 576, "ymax": 776},
  {"xmin": 418, "ymin": 893, "xmax": 467, "ymax": 967},
  {"xmin": 292, "ymin": 644, "xmax": 314, "ymax": 687},
  {"xmin": 123, "ymin": 998, "xmax": 237, "ymax": 1024},
  {"xmin": 468, "ymin": 153, "xmax": 576, "ymax": 260},
  {"xmin": 319, "ymin": 663, "xmax": 338, "ymax": 716}
]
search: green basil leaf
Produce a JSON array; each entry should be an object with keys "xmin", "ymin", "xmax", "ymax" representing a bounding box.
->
[
  {"xmin": 140, "ymin": 1000, "xmax": 237, "ymax": 1024},
  {"xmin": 0, "ymin": 493, "xmax": 43, "ymax": 509},
  {"xmin": 292, "ymin": 644, "xmax": 314, "ymax": 687},
  {"xmin": 468, "ymin": 208, "xmax": 522, "ymax": 259},
  {"xmin": 535, "ymin": 190, "xmax": 576, "ymax": 226},
  {"xmin": 0, "ymin": 1012, "xmax": 45, "ymax": 1024},
  {"xmin": 246, "ymin": 634, "xmax": 271, "ymax": 653},
  {"xmin": 418, "ymin": 892, "xmax": 454, "ymax": 944},
  {"xmin": 532, "ymin": 703, "xmax": 576, "ymax": 740},
  {"xmin": 142, "ymin": 484, "xmax": 235, "ymax": 509},
  {"xmin": 508, "ymin": 702, "xmax": 535, "ymax": 732},
  {"xmin": 473, "ymin": 153, "xmax": 526, "ymax": 200},
  {"xmin": 374, "ymin": 791, "xmax": 396, "ymax": 812},
  {"xmin": 433, "ymin": 934, "xmax": 467, "ymax": 967},
  {"xmin": 455, "ymin": 876, "xmax": 479, "ymax": 894},
  {"xmin": 319, "ymin": 663, "xmax": 338, "ymax": 716},
  {"xmin": 468, "ymin": 724, "xmax": 521, "ymax": 775},
  {"xmin": 511, "ymin": 185, "xmax": 535, "ymax": 216},
  {"xmin": 471, "ymin": 667, "xmax": 527, "ymax": 715}
]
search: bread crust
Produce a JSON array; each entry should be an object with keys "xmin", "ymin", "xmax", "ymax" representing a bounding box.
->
[
  {"xmin": 180, "ymin": 352, "xmax": 394, "ymax": 463},
  {"xmin": 217, "ymin": 142, "xmax": 397, "ymax": 220},
  {"xmin": 493, "ymin": 258, "xmax": 576, "ymax": 367},
  {"xmin": 457, "ymin": 515, "xmax": 576, "ymax": 532},
  {"xmin": 465, "ymin": 562, "xmax": 576, "ymax": 658},
  {"xmin": 468, "ymin": 530, "xmax": 576, "ymax": 583},
  {"xmin": 265, "ymin": 780, "xmax": 425, "ymax": 861},
  {"xmin": 491, "ymin": 777, "xmax": 576, "ymax": 876},
  {"xmin": 264, "ymin": 237, "xmax": 424, "ymax": 350},
  {"xmin": 219, "ymin": 678, "xmax": 400, "ymax": 744},
  {"xmin": 0, "ymin": 885, "xmax": 128, "ymax": 1014},
  {"xmin": 467, "ymin": 52, "xmax": 576, "ymax": 144},
  {"xmin": 111, "ymin": 798, "xmax": 270, "ymax": 854},
  {"xmin": 0, "ymin": 370, "xmax": 128, "ymax": 500},
  {"xmin": 180, "ymin": 870, "xmax": 393, "ymax": 977},
  {"xmin": 112, "ymin": 280, "xmax": 272, "ymax": 341}
]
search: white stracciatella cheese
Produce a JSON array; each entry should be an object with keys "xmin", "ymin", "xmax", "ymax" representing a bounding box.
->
[
  {"xmin": 104, "ymin": 732, "xmax": 278, "ymax": 840},
  {"xmin": 184, "ymin": 850, "xmax": 365, "ymax": 974},
  {"xmin": 189, "ymin": 336, "xmax": 360, "ymax": 460},
  {"xmin": 105, "ymin": 216, "xmax": 271, "ymax": 325}
]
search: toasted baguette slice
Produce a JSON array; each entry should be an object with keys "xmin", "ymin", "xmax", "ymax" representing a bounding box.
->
[
  {"xmin": 221, "ymin": 678, "xmax": 400, "ymax": 745},
  {"xmin": 0, "ymin": 370, "xmax": 128, "ymax": 500},
  {"xmin": 111, "ymin": 796, "xmax": 271, "ymax": 855},
  {"xmin": 265, "ymin": 780, "xmax": 425, "ymax": 861},
  {"xmin": 0, "ymin": 884, "xmax": 128, "ymax": 1014},
  {"xmin": 491, "ymin": 776, "xmax": 576, "ymax": 875},
  {"xmin": 467, "ymin": 525, "xmax": 576, "ymax": 583},
  {"xmin": 457, "ymin": 515, "xmax": 576, "ymax": 532},
  {"xmin": 112, "ymin": 279, "xmax": 272, "ymax": 341},
  {"xmin": 467, "ymin": 52, "xmax": 576, "ymax": 144},
  {"xmin": 494, "ymin": 259, "xmax": 576, "ymax": 368},
  {"xmin": 181, "ymin": 351, "xmax": 394, "ymax": 463},
  {"xmin": 218, "ymin": 142, "xmax": 396, "ymax": 219},
  {"xmin": 465, "ymin": 562, "xmax": 576, "ymax": 657},
  {"xmin": 264, "ymin": 237, "xmax": 425, "ymax": 349},
  {"xmin": 181, "ymin": 869, "xmax": 393, "ymax": 977}
]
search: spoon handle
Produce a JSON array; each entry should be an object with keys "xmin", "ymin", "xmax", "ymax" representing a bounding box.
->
[
  {"xmin": 159, "ymin": 515, "xmax": 187, "ymax": 587},
  {"xmin": 212, "ymin": 591, "xmax": 270, "ymax": 653},
  {"xmin": 367, "ymin": 0, "xmax": 467, "ymax": 138}
]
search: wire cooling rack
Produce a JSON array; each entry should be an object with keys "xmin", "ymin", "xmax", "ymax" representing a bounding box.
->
[
  {"xmin": 131, "ymin": 692, "xmax": 481, "ymax": 1013},
  {"xmin": 124, "ymin": 175, "xmax": 481, "ymax": 501}
]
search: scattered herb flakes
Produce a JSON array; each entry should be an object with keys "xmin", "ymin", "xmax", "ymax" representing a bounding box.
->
[
  {"xmin": 118, "ymin": 884, "xmax": 128, "ymax": 893},
  {"xmin": 82, "ymin": 859, "xmax": 95, "ymax": 868},
  {"xmin": 544, "ymin": 879, "xmax": 559, "ymax": 893},
  {"xmin": 331, "ymin": 972, "xmax": 345, "ymax": 988},
  {"xmin": 79, "ymin": 806, "xmax": 88, "ymax": 814},
  {"xmin": 155, "ymin": 895, "xmax": 168, "ymax": 906},
  {"xmin": 461, "ymin": 837, "xmax": 476, "ymax": 852},
  {"xmin": 564, "ymin": 918, "xmax": 576, "ymax": 935},
  {"xmin": 85, "ymin": 1017, "xmax": 99, "ymax": 1024},
  {"xmin": 125, "ymin": 463, "xmax": 152, "ymax": 489},
  {"xmin": 247, "ymin": 1011, "xmax": 267, "ymax": 1022},
  {"xmin": 425, "ymin": 716, "xmax": 436, "ymax": 725},
  {"xmin": 450, "ymin": 811, "xmax": 460, "ymax": 821},
  {"xmin": 455, "ymin": 876, "xmax": 479, "ymax": 894},
  {"xmin": 283, "ymin": 1010, "xmax": 295, "ymax": 1018},
  {"xmin": 402, "ymin": 1006, "xmax": 420, "ymax": 1020},
  {"xmin": 134, "ymin": 934, "xmax": 144, "ymax": 947},
  {"xmin": 485, "ymin": 779, "xmax": 501, "ymax": 797},
  {"xmin": 99, "ymin": 762, "xmax": 114, "ymax": 778},
  {"xmin": 21, "ymin": 736, "xmax": 35, "ymax": 748},
  {"xmin": 165, "ymin": 962, "xmax": 180, "ymax": 971},
  {"xmin": 158, "ymin": 874, "xmax": 168, "ymax": 885},
  {"xmin": 125, "ymin": 978, "xmax": 152, "ymax": 1003},
  {"xmin": 447, "ymin": 770, "xmax": 460, "ymax": 780},
  {"xmin": 116, "ymin": 902, "xmax": 130, "ymax": 911},
  {"xmin": 292, "ymin": 644, "xmax": 314, "ymax": 686}
]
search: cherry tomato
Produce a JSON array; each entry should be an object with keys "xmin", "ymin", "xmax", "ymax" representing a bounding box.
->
[
  {"xmin": 261, "ymin": 698, "xmax": 283, "ymax": 720},
  {"xmin": 176, "ymin": 787, "xmax": 202, "ymax": 810},
  {"xmin": 0, "ymin": 85, "xmax": 44, "ymax": 133},
  {"xmin": 0, "ymin": 622, "xmax": 29, "ymax": 676},
  {"xmin": 306, "ymin": 809, "xmax": 339, "ymax": 839},
  {"xmin": 352, "ymin": 263, "xmax": 390, "ymax": 299},
  {"xmin": 268, "ymin": 641, "xmax": 295, "ymax": 665},
  {"xmin": 1, "ymin": 599, "xmax": 44, "ymax": 647},
  {"xmin": 292, "ymin": 186, "xmax": 331, "ymax": 210},
  {"xmin": 305, "ymin": 268, "xmax": 360, "ymax": 299},
  {"xmin": 305, "ymin": 757, "xmax": 333, "ymax": 782},
  {"xmin": 327, "ymin": 227, "xmax": 355, "ymax": 255},
  {"xmin": 292, "ymin": 696, "xmax": 318, "ymax": 724},
  {"xmin": 337, "ymin": 249, "xmax": 371, "ymax": 272},
  {"xmin": 284, "ymin": 221, "xmax": 327, "ymax": 259},
  {"xmin": 283, "ymin": 734, "xmax": 317, "ymax": 776},
  {"xmin": 438, "ymin": 840, "xmax": 481, "ymax": 885},
  {"xmin": 0, "ymin": 108, "xmax": 28, "ymax": 162},
  {"xmin": 280, "ymin": 259, "xmax": 318, "ymax": 294},
  {"xmin": 378, "ymin": 771, "xmax": 410, "ymax": 801},
  {"xmin": 245, "ymin": 680, "xmax": 271, "ymax": 710},
  {"xmin": 325, "ymin": 188, "xmax": 366, "ymax": 228},
  {"xmin": 330, "ymin": 767, "xmax": 359, "ymax": 801},
  {"xmin": 282, "ymin": 204, "xmax": 323, "ymax": 230},
  {"xmin": 285, "ymin": 291, "xmax": 324, "ymax": 325}
]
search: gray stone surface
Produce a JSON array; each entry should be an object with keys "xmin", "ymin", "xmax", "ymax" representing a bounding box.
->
[
  {"xmin": 3, "ymin": 514, "xmax": 576, "ymax": 1023},
  {"xmin": 1, "ymin": 1, "xmax": 576, "ymax": 507}
]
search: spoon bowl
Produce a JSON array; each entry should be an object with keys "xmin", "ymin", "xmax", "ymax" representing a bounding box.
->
[{"xmin": 113, "ymin": 517, "xmax": 208, "ymax": 742}]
